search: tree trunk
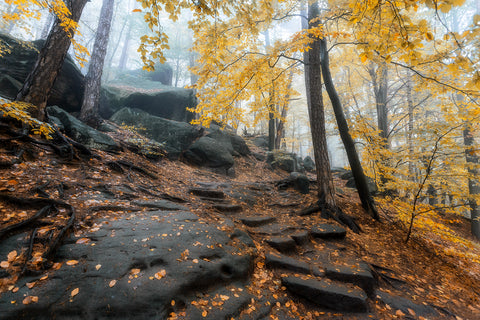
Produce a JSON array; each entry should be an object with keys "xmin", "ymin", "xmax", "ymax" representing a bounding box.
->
[
  {"xmin": 305, "ymin": 2, "xmax": 335, "ymax": 208},
  {"xmin": 406, "ymin": 70, "xmax": 415, "ymax": 176},
  {"xmin": 275, "ymin": 70, "xmax": 294, "ymax": 150},
  {"xmin": 372, "ymin": 63, "xmax": 389, "ymax": 145},
  {"xmin": 15, "ymin": 0, "xmax": 88, "ymax": 121},
  {"xmin": 463, "ymin": 126, "xmax": 480, "ymax": 239},
  {"xmin": 79, "ymin": 0, "xmax": 115, "ymax": 126},
  {"xmin": 118, "ymin": 20, "xmax": 132, "ymax": 70},
  {"xmin": 319, "ymin": 38, "xmax": 380, "ymax": 220}
]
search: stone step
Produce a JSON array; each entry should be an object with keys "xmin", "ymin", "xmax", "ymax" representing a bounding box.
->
[
  {"xmin": 213, "ymin": 204, "xmax": 243, "ymax": 213},
  {"xmin": 265, "ymin": 236, "xmax": 296, "ymax": 252},
  {"xmin": 239, "ymin": 216, "xmax": 276, "ymax": 227},
  {"xmin": 265, "ymin": 253, "xmax": 313, "ymax": 274},
  {"xmin": 130, "ymin": 200, "xmax": 187, "ymax": 211},
  {"xmin": 324, "ymin": 262, "xmax": 376, "ymax": 296},
  {"xmin": 289, "ymin": 230, "xmax": 310, "ymax": 245},
  {"xmin": 281, "ymin": 276, "xmax": 368, "ymax": 312},
  {"xmin": 189, "ymin": 188, "xmax": 225, "ymax": 199},
  {"xmin": 311, "ymin": 224, "xmax": 347, "ymax": 240}
]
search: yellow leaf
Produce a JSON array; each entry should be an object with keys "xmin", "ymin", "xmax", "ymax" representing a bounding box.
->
[
  {"xmin": 154, "ymin": 269, "xmax": 167, "ymax": 279},
  {"xmin": 95, "ymin": 264, "xmax": 102, "ymax": 270},
  {"xmin": 76, "ymin": 238, "xmax": 90, "ymax": 244},
  {"xmin": 202, "ymin": 310, "xmax": 208, "ymax": 317},
  {"xmin": 131, "ymin": 268, "xmax": 141, "ymax": 275},
  {"xmin": 71, "ymin": 288, "xmax": 79, "ymax": 297}
]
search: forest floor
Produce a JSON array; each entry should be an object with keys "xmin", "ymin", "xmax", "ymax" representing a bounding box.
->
[{"xmin": 0, "ymin": 123, "xmax": 480, "ymax": 319}]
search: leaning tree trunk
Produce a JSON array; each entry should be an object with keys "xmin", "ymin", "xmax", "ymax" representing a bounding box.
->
[
  {"xmin": 15, "ymin": 0, "xmax": 88, "ymax": 121},
  {"xmin": 319, "ymin": 38, "xmax": 380, "ymax": 220},
  {"xmin": 305, "ymin": 2, "xmax": 335, "ymax": 208},
  {"xmin": 79, "ymin": 0, "xmax": 115, "ymax": 126}
]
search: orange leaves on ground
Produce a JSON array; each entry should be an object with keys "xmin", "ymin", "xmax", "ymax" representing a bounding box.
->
[
  {"xmin": 66, "ymin": 260, "xmax": 79, "ymax": 266},
  {"xmin": 7, "ymin": 179, "xmax": 18, "ymax": 185},
  {"xmin": 22, "ymin": 296, "xmax": 38, "ymax": 305},
  {"xmin": 0, "ymin": 261, "xmax": 9, "ymax": 268},
  {"xmin": 26, "ymin": 282, "xmax": 36, "ymax": 289},
  {"xmin": 130, "ymin": 268, "xmax": 141, "ymax": 275},
  {"xmin": 95, "ymin": 264, "xmax": 102, "ymax": 270},
  {"xmin": 109, "ymin": 280, "xmax": 117, "ymax": 287}
]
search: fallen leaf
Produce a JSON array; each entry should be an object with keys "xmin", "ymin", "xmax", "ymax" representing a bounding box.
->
[
  {"xmin": 40, "ymin": 275, "xmax": 48, "ymax": 281},
  {"xmin": 171, "ymin": 300, "xmax": 175, "ymax": 306},
  {"xmin": 52, "ymin": 262, "xmax": 62, "ymax": 270},
  {"xmin": 220, "ymin": 295, "xmax": 230, "ymax": 301},
  {"xmin": 0, "ymin": 261, "xmax": 9, "ymax": 268},
  {"xmin": 66, "ymin": 260, "xmax": 79, "ymax": 266},
  {"xmin": 75, "ymin": 238, "xmax": 90, "ymax": 244},
  {"xmin": 71, "ymin": 288, "xmax": 79, "ymax": 297},
  {"xmin": 257, "ymin": 262, "xmax": 264, "ymax": 268},
  {"xmin": 12, "ymin": 287, "xmax": 19, "ymax": 293},
  {"xmin": 22, "ymin": 296, "xmax": 38, "ymax": 305},
  {"xmin": 202, "ymin": 310, "xmax": 207, "ymax": 317},
  {"xmin": 131, "ymin": 268, "xmax": 141, "ymax": 275},
  {"xmin": 95, "ymin": 264, "xmax": 102, "ymax": 270},
  {"xmin": 26, "ymin": 282, "xmax": 36, "ymax": 289},
  {"xmin": 408, "ymin": 308, "xmax": 416, "ymax": 316},
  {"xmin": 7, "ymin": 179, "xmax": 18, "ymax": 185},
  {"xmin": 396, "ymin": 309, "xmax": 405, "ymax": 317},
  {"xmin": 7, "ymin": 250, "xmax": 17, "ymax": 261},
  {"xmin": 154, "ymin": 269, "xmax": 167, "ymax": 279},
  {"xmin": 109, "ymin": 280, "xmax": 117, "ymax": 287},
  {"xmin": 192, "ymin": 259, "xmax": 199, "ymax": 264}
]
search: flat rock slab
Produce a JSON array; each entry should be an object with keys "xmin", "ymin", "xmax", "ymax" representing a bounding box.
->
[
  {"xmin": 311, "ymin": 224, "xmax": 347, "ymax": 240},
  {"xmin": 0, "ymin": 210, "xmax": 253, "ymax": 320},
  {"xmin": 247, "ymin": 223, "xmax": 296, "ymax": 235},
  {"xmin": 265, "ymin": 253, "xmax": 311, "ymax": 274},
  {"xmin": 189, "ymin": 188, "xmax": 225, "ymax": 199},
  {"xmin": 281, "ymin": 276, "xmax": 368, "ymax": 312},
  {"xmin": 265, "ymin": 237, "xmax": 297, "ymax": 252},
  {"xmin": 240, "ymin": 216, "xmax": 276, "ymax": 227},
  {"xmin": 325, "ymin": 263, "xmax": 376, "ymax": 295},
  {"xmin": 213, "ymin": 204, "xmax": 243, "ymax": 213},
  {"xmin": 131, "ymin": 199, "xmax": 187, "ymax": 211}
]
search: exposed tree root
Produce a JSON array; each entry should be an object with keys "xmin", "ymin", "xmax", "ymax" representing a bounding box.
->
[
  {"xmin": 0, "ymin": 193, "xmax": 75, "ymax": 270},
  {"xmin": 299, "ymin": 200, "xmax": 362, "ymax": 233}
]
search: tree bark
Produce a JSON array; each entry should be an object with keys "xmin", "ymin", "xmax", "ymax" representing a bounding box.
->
[
  {"xmin": 463, "ymin": 126, "xmax": 480, "ymax": 239},
  {"xmin": 369, "ymin": 63, "xmax": 389, "ymax": 146},
  {"xmin": 79, "ymin": 0, "xmax": 115, "ymax": 126},
  {"xmin": 305, "ymin": 2, "xmax": 335, "ymax": 208},
  {"xmin": 15, "ymin": 0, "xmax": 88, "ymax": 121},
  {"xmin": 319, "ymin": 38, "xmax": 380, "ymax": 220},
  {"xmin": 275, "ymin": 70, "xmax": 294, "ymax": 150}
]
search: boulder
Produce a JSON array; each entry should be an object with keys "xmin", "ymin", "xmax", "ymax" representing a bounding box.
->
[
  {"xmin": 252, "ymin": 135, "xmax": 269, "ymax": 149},
  {"xmin": 205, "ymin": 125, "xmax": 250, "ymax": 157},
  {"xmin": 128, "ymin": 63, "xmax": 173, "ymax": 85},
  {"xmin": 183, "ymin": 136, "xmax": 235, "ymax": 170},
  {"xmin": 267, "ymin": 151, "xmax": 298, "ymax": 173},
  {"xmin": 0, "ymin": 33, "xmax": 84, "ymax": 112},
  {"xmin": 281, "ymin": 276, "xmax": 368, "ymax": 312},
  {"xmin": 311, "ymin": 224, "xmax": 347, "ymax": 240},
  {"xmin": 46, "ymin": 106, "xmax": 120, "ymax": 152},
  {"xmin": 303, "ymin": 156, "xmax": 315, "ymax": 172},
  {"xmin": 110, "ymin": 108, "xmax": 202, "ymax": 159},
  {"xmin": 100, "ymin": 76, "xmax": 196, "ymax": 122}
]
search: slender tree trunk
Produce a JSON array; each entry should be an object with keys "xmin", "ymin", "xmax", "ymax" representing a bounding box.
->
[
  {"xmin": 79, "ymin": 0, "xmax": 115, "ymax": 126},
  {"xmin": 305, "ymin": 2, "xmax": 335, "ymax": 207},
  {"xmin": 118, "ymin": 20, "xmax": 132, "ymax": 70},
  {"xmin": 463, "ymin": 126, "xmax": 480, "ymax": 239},
  {"xmin": 275, "ymin": 70, "xmax": 294, "ymax": 150},
  {"xmin": 15, "ymin": 0, "xmax": 88, "ymax": 121},
  {"xmin": 319, "ymin": 38, "xmax": 380, "ymax": 220},
  {"xmin": 406, "ymin": 71, "xmax": 415, "ymax": 176},
  {"xmin": 372, "ymin": 63, "xmax": 389, "ymax": 146}
]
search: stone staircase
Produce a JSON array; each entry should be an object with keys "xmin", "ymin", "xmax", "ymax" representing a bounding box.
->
[{"xmin": 189, "ymin": 185, "xmax": 378, "ymax": 315}]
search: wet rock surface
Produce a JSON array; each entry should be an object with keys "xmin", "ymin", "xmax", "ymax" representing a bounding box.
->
[{"xmin": 0, "ymin": 209, "xmax": 253, "ymax": 320}]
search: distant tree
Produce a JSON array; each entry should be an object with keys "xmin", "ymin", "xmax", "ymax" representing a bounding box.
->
[{"xmin": 80, "ymin": 0, "xmax": 115, "ymax": 126}]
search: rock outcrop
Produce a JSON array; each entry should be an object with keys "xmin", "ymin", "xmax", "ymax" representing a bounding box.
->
[{"xmin": 0, "ymin": 33, "xmax": 85, "ymax": 112}]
